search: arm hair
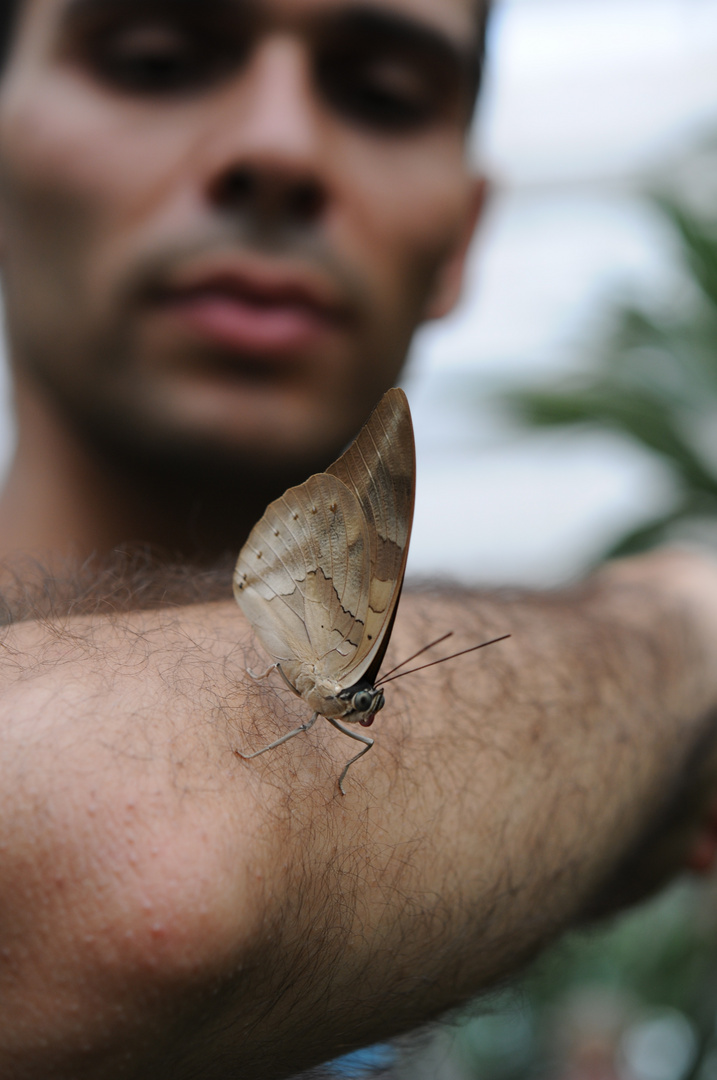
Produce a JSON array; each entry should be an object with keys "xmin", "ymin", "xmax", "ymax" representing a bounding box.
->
[{"xmin": 0, "ymin": 550, "xmax": 716, "ymax": 1079}]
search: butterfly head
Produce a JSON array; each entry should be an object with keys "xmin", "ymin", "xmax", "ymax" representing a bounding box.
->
[{"xmin": 339, "ymin": 679, "xmax": 385, "ymax": 728}]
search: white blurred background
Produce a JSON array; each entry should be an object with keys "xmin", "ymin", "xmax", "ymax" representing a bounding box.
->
[
  {"xmin": 404, "ymin": 0, "xmax": 717, "ymax": 585},
  {"xmin": 0, "ymin": 0, "xmax": 716, "ymax": 586}
]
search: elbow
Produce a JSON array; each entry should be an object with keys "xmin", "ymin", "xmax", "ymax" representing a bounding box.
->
[{"xmin": 0, "ymin": 770, "xmax": 267, "ymax": 1071}]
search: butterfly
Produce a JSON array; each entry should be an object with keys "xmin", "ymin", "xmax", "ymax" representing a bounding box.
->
[{"xmin": 233, "ymin": 387, "xmax": 415, "ymax": 794}]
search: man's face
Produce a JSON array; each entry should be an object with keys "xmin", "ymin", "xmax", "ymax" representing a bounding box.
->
[{"xmin": 0, "ymin": 0, "xmax": 481, "ymax": 481}]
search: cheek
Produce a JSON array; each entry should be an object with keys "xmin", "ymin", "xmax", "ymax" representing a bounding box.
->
[
  {"xmin": 0, "ymin": 85, "xmax": 102, "ymax": 361},
  {"xmin": 0, "ymin": 72, "xmax": 195, "ymax": 284},
  {"xmin": 0, "ymin": 86, "xmax": 117, "ymax": 331},
  {"xmin": 335, "ymin": 133, "xmax": 471, "ymax": 314},
  {"xmin": 0, "ymin": 70, "xmax": 179, "ymax": 213},
  {"xmin": 0, "ymin": 74, "xmax": 195, "ymax": 347}
]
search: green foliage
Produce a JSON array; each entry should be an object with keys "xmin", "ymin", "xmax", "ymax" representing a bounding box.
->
[
  {"xmin": 444, "ymin": 883, "xmax": 717, "ymax": 1080},
  {"xmin": 505, "ymin": 197, "xmax": 717, "ymax": 558},
  {"xmin": 451, "ymin": 197, "xmax": 717, "ymax": 1080},
  {"xmin": 525, "ymin": 884, "xmax": 717, "ymax": 1026}
]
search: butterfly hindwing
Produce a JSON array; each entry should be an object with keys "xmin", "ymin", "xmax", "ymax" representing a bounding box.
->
[{"xmin": 234, "ymin": 472, "xmax": 373, "ymax": 683}]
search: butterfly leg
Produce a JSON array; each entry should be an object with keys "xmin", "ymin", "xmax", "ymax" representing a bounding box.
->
[
  {"xmin": 275, "ymin": 664, "xmax": 303, "ymax": 697},
  {"xmin": 246, "ymin": 661, "xmax": 304, "ymax": 699},
  {"xmin": 234, "ymin": 711, "xmax": 319, "ymax": 762},
  {"xmin": 246, "ymin": 662, "xmax": 279, "ymax": 682},
  {"xmin": 325, "ymin": 718, "xmax": 375, "ymax": 795}
]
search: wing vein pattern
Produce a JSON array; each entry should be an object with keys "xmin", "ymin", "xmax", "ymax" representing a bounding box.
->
[{"xmin": 234, "ymin": 388, "xmax": 415, "ymax": 690}]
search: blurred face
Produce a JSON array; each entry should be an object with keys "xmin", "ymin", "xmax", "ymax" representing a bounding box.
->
[{"xmin": 0, "ymin": 0, "xmax": 481, "ymax": 480}]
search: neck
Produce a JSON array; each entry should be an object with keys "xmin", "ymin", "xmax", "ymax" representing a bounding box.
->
[{"xmin": 0, "ymin": 386, "xmax": 271, "ymax": 570}]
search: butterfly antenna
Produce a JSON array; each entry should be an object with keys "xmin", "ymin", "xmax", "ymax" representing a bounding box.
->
[
  {"xmin": 378, "ymin": 634, "xmax": 511, "ymax": 686},
  {"xmin": 376, "ymin": 632, "xmax": 454, "ymax": 684}
]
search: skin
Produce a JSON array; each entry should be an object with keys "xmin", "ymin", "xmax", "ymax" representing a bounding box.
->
[
  {"xmin": 0, "ymin": 0, "xmax": 484, "ymax": 563},
  {"xmin": 0, "ymin": 1, "xmax": 716, "ymax": 1078},
  {"xmin": 2, "ymin": 551, "xmax": 717, "ymax": 1080}
]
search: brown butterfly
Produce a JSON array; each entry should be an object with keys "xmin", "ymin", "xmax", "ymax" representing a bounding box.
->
[
  {"xmin": 233, "ymin": 388, "xmax": 414, "ymax": 793},
  {"xmin": 234, "ymin": 388, "xmax": 510, "ymax": 792}
]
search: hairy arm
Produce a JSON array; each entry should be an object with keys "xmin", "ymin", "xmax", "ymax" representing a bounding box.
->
[{"xmin": 0, "ymin": 551, "xmax": 716, "ymax": 1080}]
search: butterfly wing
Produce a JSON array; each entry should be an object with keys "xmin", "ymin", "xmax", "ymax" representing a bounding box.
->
[
  {"xmin": 234, "ymin": 472, "xmax": 373, "ymax": 684},
  {"xmin": 234, "ymin": 388, "xmax": 415, "ymax": 693},
  {"xmin": 325, "ymin": 387, "xmax": 415, "ymax": 685}
]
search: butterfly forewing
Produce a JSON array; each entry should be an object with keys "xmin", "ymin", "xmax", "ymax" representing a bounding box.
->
[{"xmin": 326, "ymin": 388, "xmax": 415, "ymax": 683}]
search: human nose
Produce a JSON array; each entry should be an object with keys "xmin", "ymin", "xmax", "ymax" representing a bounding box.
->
[{"xmin": 204, "ymin": 39, "xmax": 328, "ymax": 228}]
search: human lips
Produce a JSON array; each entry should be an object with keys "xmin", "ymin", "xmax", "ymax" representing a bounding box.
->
[{"xmin": 149, "ymin": 260, "xmax": 350, "ymax": 355}]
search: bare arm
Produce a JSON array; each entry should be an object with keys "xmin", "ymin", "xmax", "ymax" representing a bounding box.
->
[{"xmin": 1, "ymin": 551, "xmax": 716, "ymax": 1080}]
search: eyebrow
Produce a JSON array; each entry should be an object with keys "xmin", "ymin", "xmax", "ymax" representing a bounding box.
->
[
  {"xmin": 61, "ymin": 0, "xmax": 239, "ymax": 25},
  {"xmin": 62, "ymin": 0, "xmax": 479, "ymax": 59},
  {"xmin": 60, "ymin": 0, "xmax": 481, "ymax": 100}
]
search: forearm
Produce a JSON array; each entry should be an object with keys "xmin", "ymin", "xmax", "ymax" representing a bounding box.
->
[{"xmin": 0, "ymin": 553, "xmax": 716, "ymax": 1079}]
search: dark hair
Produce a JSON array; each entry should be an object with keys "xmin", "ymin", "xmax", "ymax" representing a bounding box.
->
[
  {"xmin": 474, "ymin": 0, "xmax": 493, "ymax": 98},
  {"xmin": 0, "ymin": 0, "xmax": 20, "ymax": 71}
]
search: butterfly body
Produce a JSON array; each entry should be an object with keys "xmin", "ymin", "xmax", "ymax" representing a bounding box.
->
[
  {"xmin": 286, "ymin": 667, "xmax": 385, "ymax": 724},
  {"xmin": 233, "ymin": 388, "xmax": 414, "ymax": 792}
]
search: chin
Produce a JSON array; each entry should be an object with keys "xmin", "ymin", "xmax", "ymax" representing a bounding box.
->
[{"xmin": 144, "ymin": 374, "xmax": 369, "ymax": 471}]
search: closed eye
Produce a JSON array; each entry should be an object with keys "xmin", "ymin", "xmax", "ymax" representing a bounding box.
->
[
  {"xmin": 315, "ymin": 10, "xmax": 477, "ymax": 134},
  {"xmin": 317, "ymin": 52, "xmax": 437, "ymax": 131},
  {"xmin": 60, "ymin": 0, "xmax": 252, "ymax": 97}
]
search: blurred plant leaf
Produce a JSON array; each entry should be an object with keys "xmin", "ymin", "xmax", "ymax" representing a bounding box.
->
[
  {"xmin": 657, "ymin": 195, "xmax": 717, "ymax": 312},
  {"xmin": 503, "ymin": 194, "xmax": 717, "ymax": 561}
]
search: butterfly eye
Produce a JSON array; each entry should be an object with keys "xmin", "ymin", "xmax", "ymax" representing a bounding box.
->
[{"xmin": 352, "ymin": 690, "xmax": 375, "ymax": 713}]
